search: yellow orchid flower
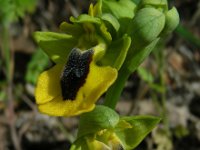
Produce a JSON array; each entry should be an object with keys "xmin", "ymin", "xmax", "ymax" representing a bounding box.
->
[{"xmin": 35, "ymin": 46, "xmax": 117, "ymax": 117}]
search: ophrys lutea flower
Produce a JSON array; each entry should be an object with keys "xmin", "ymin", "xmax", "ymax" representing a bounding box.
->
[{"xmin": 35, "ymin": 46, "xmax": 117, "ymax": 117}]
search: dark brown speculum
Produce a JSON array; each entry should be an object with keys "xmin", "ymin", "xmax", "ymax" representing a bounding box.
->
[{"xmin": 60, "ymin": 48, "xmax": 94, "ymax": 100}]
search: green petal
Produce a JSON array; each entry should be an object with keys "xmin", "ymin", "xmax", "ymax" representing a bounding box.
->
[{"xmin": 34, "ymin": 32, "xmax": 77, "ymax": 63}]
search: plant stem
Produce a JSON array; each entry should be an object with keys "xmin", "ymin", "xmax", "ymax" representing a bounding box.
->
[
  {"xmin": 154, "ymin": 44, "xmax": 171, "ymax": 137},
  {"xmin": 103, "ymin": 67, "xmax": 131, "ymax": 109}
]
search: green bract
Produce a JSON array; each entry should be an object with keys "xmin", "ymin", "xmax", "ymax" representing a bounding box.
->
[
  {"xmin": 116, "ymin": 116, "xmax": 161, "ymax": 149},
  {"xmin": 71, "ymin": 106, "xmax": 161, "ymax": 150},
  {"xmin": 78, "ymin": 105, "xmax": 119, "ymax": 138}
]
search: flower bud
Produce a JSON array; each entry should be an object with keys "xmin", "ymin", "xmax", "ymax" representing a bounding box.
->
[
  {"xmin": 127, "ymin": 7, "xmax": 165, "ymax": 48},
  {"xmin": 139, "ymin": 0, "xmax": 168, "ymax": 10},
  {"xmin": 161, "ymin": 7, "xmax": 179, "ymax": 36}
]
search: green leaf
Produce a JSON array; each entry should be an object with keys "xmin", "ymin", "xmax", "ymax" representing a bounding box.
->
[
  {"xmin": 100, "ymin": 34, "xmax": 131, "ymax": 70},
  {"xmin": 78, "ymin": 105, "xmax": 119, "ymax": 138},
  {"xmin": 34, "ymin": 31, "xmax": 77, "ymax": 63},
  {"xmin": 25, "ymin": 48, "xmax": 49, "ymax": 84},
  {"xmin": 115, "ymin": 115, "xmax": 161, "ymax": 149},
  {"xmin": 127, "ymin": 7, "xmax": 165, "ymax": 48}
]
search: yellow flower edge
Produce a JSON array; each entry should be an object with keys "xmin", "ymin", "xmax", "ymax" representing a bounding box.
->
[{"xmin": 35, "ymin": 58, "xmax": 117, "ymax": 117}]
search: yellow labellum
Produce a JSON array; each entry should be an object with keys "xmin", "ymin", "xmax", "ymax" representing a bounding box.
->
[{"xmin": 35, "ymin": 50, "xmax": 117, "ymax": 117}]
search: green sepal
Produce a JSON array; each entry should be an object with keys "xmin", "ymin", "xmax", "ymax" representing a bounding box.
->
[
  {"xmin": 100, "ymin": 34, "xmax": 131, "ymax": 70},
  {"xmin": 125, "ymin": 38, "xmax": 160, "ymax": 72},
  {"xmin": 161, "ymin": 7, "xmax": 180, "ymax": 36},
  {"xmin": 34, "ymin": 31, "xmax": 77, "ymax": 64},
  {"xmin": 77, "ymin": 105, "xmax": 119, "ymax": 138},
  {"xmin": 115, "ymin": 115, "xmax": 161, "ymax": 149},
  {"xmin": 127, "ymin": 7, "xmax": 165, "ymax": 48}
]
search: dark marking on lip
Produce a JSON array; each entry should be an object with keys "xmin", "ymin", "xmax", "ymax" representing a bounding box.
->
[{"xmin": 60, "ymin": 48, "xmax": 94, "ymax": 100}]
